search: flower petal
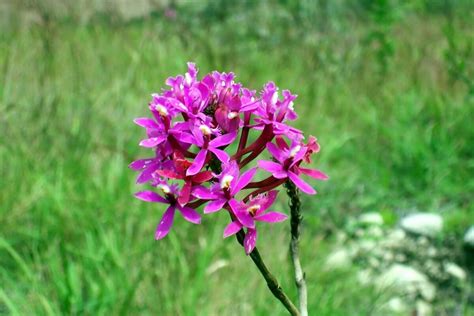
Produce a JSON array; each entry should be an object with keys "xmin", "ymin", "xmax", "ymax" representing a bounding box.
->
[
  {"xmin": 288, "ymin": 171, "xmax": 316, "ymax": 195},
  {"xmin": 289, "ymin": 146, "xmax": 307, "ymax": 167},
  {"xmin": 134, "ymin": 117, "xmax": 158, "ymax": 129},
  {"xmin": 139, "ymin": 136, "xmax": 166, "ymax": 148},
  {"xmin": 186, "ymin": 149, "xmax": 207, "ymax": 176},
  {"xmin": 136, "ymin": 162, "xmax": 159, "ymax": 184},
  {"xmin": 135, "ymin": 191, "xmax": 167, "ymax": 203},
  {"xmin": 175, "ymin": 132, "xmax": 195, "ymax": 144},
  {"xmin": 231, "ymin": 167, "xmax": 257, "ymax": 195},
  {"xmin": 223, "ymin": 221, "xmax": 242, "ymax": 238},
  {"xmin": 193, "ymin": 186, "xmax": 220, "ymax": 199},
  {"xmin": 209, "ymin": 147, "xmax": 229, "ymax": 163},
  {"xmin": 204, "ymin": 198, "xmax": 227, "ymax": 213},
  {"xmin": 299, "ymin": 167, "xmax": 329, "ymax": 180},
  {"xmin": 177, "ymin": 181, "xmax": 192, "ymax": 206},
  {"xmin": 234, "ymin": 210, "xmax": 255, "ymax": 229},
  {"xmin": 258, "ymin": 190, "xmax": 279, "ymax": 213},
  {"xmin": 240, "ymin": 99, "xmax": 260, "ymax": 112},
  {"xmin": 244, "ymin": 229, "xmax": 257, "ymax": 255},
  {"xmin": 228, "ymin": 198, "xmax": 245, "ymax": 214},
  {"xmin": 129, "ymin": 158, "xmax": 152, "ymax": 170},
  {"xmin": 191, "ymin": 127, "xmax": 205, "ymax": 147},
  {"xmin": 192, "ymin": 171, "xmax": 213, "ymax": 183},
  {"xmin": 155, "ymin": 169, "xmax": 182, "ymax": 179},
  {"xmin": 266, "ymin": 142, "xmax": 285, "ymax": 163},
  {"xmin": 209, "ymin": 131, "xmax": 237, "ymax": 147},
  {"xmin": 177, "ymin": 205, "xmax": 201, "ymax": 224},
  {"xmin": 155, "ymin": 206, "xmax": 176, "ymax": 240},
  {"xmin": 258, "ymin": 160, "xmax": 287, "ymax": 179},
  {"xmin": 255, "ymin": 211, "xmax": 288, "ymax": 223}
]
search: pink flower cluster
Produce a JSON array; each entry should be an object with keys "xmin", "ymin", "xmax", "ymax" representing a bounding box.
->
[{"xmin": 131, "ymin": 63, "xmax": 328, "ymax": 254}]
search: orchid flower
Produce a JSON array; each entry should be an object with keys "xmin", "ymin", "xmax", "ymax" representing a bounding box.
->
[
  {"xmin": 155, "ymin": 152, "xmax": 213, "ymax": 206},
  {"xmin": 258, "ymin": 138, "xmax": 328, "ymax": 194},
  {"xmin": 184, "ymin": 125, "xmax": 237, "ymax": 176},
  {"xmin": 224, "ymin": 191, "xmax": 288, "ymax": 254},
  {"xmin": 135, "ymin": 183, "xmax": 201, "ymax": 239},
  {"xmin": 193, "ymin": 161, "xmax": 257, "ymax": 228}
]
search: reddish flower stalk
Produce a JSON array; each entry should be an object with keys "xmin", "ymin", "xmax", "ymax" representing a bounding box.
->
[
  {"xmin": 243, "ymin": 179, "xmax": 287, "ymax": 203},
  {"xmin": 235, "ymin": 113, "xmax": 251, "ymax": 163},
  {"xmin": 244, "ymin": 176, "xmax": 277, "ymax": 189},
  {"xmin": 231, "ymin": 124, "xmax": 273, "ymax": 161}
]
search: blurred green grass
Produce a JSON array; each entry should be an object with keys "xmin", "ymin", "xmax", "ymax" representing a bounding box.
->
[{"xmin": 1, "ymin": 1, "xmax": 473, "ymax": 315}]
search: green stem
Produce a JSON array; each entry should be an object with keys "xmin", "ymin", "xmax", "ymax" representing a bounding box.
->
[
  {"xmin": 285, "ymin": 181, "xmax": 308, "ymax": 316},
  {"xmin": 235, "ymin": 230, "xmax": 301, "ymax": 316}
]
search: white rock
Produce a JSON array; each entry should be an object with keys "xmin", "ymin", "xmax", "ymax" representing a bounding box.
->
[
  {"xmin": 335, "ymin": 231, "xmax": 348, "ymax": 243},
  {"xmin": 367, "ymin": 226, "xmax": 384, "ymax": 237},
  {"xmin": 376, "ymin": 264, "xmax": 436, "ymax": 301},
  {"xmin": 358, "ymin": 240, "xmax": 377, "ymax": 252},
  {"xmin": 400, "ymin": 213, "xmax": 443, "ymax": 237},
  {"xmin": 426, "ymin": 260, "xmax": 441, "ymax": 275},
  {"xmin": 368, "ymin": 257, "xmax": 380, "ymax": 268},
  {"xmin": 358, "ymin": 212, "xmax": 384, "ymax": 225},
  {"xmin": 416, "ymin": 300, "xmax": 432, "ymax": 316},
  {"xmin": 395, "ymin": 254, "xmax": 407, "ymax": 262},
  {"xmin": 419, "ymin": 237, "xmax": 429, "ymax": 246},
  {"xmin": 386, "ymin": 297, "xmax": 408, "ymax": 313},
  {"xmin": 383, "ymin": 251, "xmax": 394, "ymax": 261},
  {"xmin": 464, "ymin": 226, "xmax": 474, "ymax": 247},
  {"xmin": 382, "ymin": 229, "xmax": 406, "ymax": 247},
  {"xmin": 420, "ymin": 282, "xmax": 437, "ymax": 301},
  {"xmin": 427, "ymin": 247, "xmax": 437, "ymax": 257},
  {"xmin": 390, "ymin": 229, "xmax": 406, "ymax": 241},
  {"xmin": 325, "ymin": 248, "xmax": 352, "ymax": 270},
  {"xmin": 445, "ymin": 262, "xmax": 466, "ymax": 281}
]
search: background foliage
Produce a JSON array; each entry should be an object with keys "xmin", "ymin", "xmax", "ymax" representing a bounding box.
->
[{"xmin": 1, "ymin": 0, "xmax": 473, "ymax": 315}]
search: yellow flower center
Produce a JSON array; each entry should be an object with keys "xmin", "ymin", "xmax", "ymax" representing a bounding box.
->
[
  {"xmin": 220, "ymin": 175, "xmax": 234, "ymax": 189},
  {"xmin": 227, "ymin": 112, "xmax": 239, "ymax": 119},
  {"xmin": 155, "ymin": 104, "xmax": 168, "ymax": 117},
  {"xmin": 247, "ymin": 205, "xmax": 261, "ymax": 216},
  {"xmin": 289, "ymin": 145, "xmax": 301, "ymax": 158},
  {"xmin": 159, "ymin": 184, "xmax": 171, "ymax": 194},
  {"xmin": 199, "ymin": 125, "xmax": 212, "ymax": 136}
]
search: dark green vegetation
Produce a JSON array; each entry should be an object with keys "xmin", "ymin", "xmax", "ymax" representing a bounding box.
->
[{"xmin": 1, "ymin": 1, "xmax": 473, "ymax": 315}]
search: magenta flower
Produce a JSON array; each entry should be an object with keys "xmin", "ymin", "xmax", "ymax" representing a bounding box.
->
[
  {"xmin": 135, "ymin": 183, "xmax": 201, "ymax": 239},
  {"xmin": 183, "ymin": 125, "xmax": 237, "ymax": 176},
  {"xmin": 224, "ymin": 191, "xmax": 288, "ymax": 254},
  {"xmin": 214, "ymin": 91, "xmax": 260, "ymax": 132},
  {"xmin": 258, "ymin": 138, "xmax": 328, "ymax": 194},
  {"xmin": 134, "ymin": 111, "xmax": 191, "ymax": 158},
  {"xmin": 254, "ymin": 82, "xmax": 303, "ymax": 140},
  {"xmin": 129, "ymin": 154, "xmax": 173, "ymax": 184},
  {"xmin": 155, "ymin": 152, "xmax": 213, "ymax": 206},
  {"xmin": 193, "ymin": 161, "xmax": 257, "ymax": 228}
]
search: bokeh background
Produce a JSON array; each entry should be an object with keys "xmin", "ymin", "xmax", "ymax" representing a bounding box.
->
[{"xmin": 1, "ymin": 0, "xmax": 473, "ymax": 315}]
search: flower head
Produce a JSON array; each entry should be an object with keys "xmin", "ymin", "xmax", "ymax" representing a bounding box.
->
[{"xmin": 131, "ymin": 63, "xmax": 327, "ymax": 251}]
